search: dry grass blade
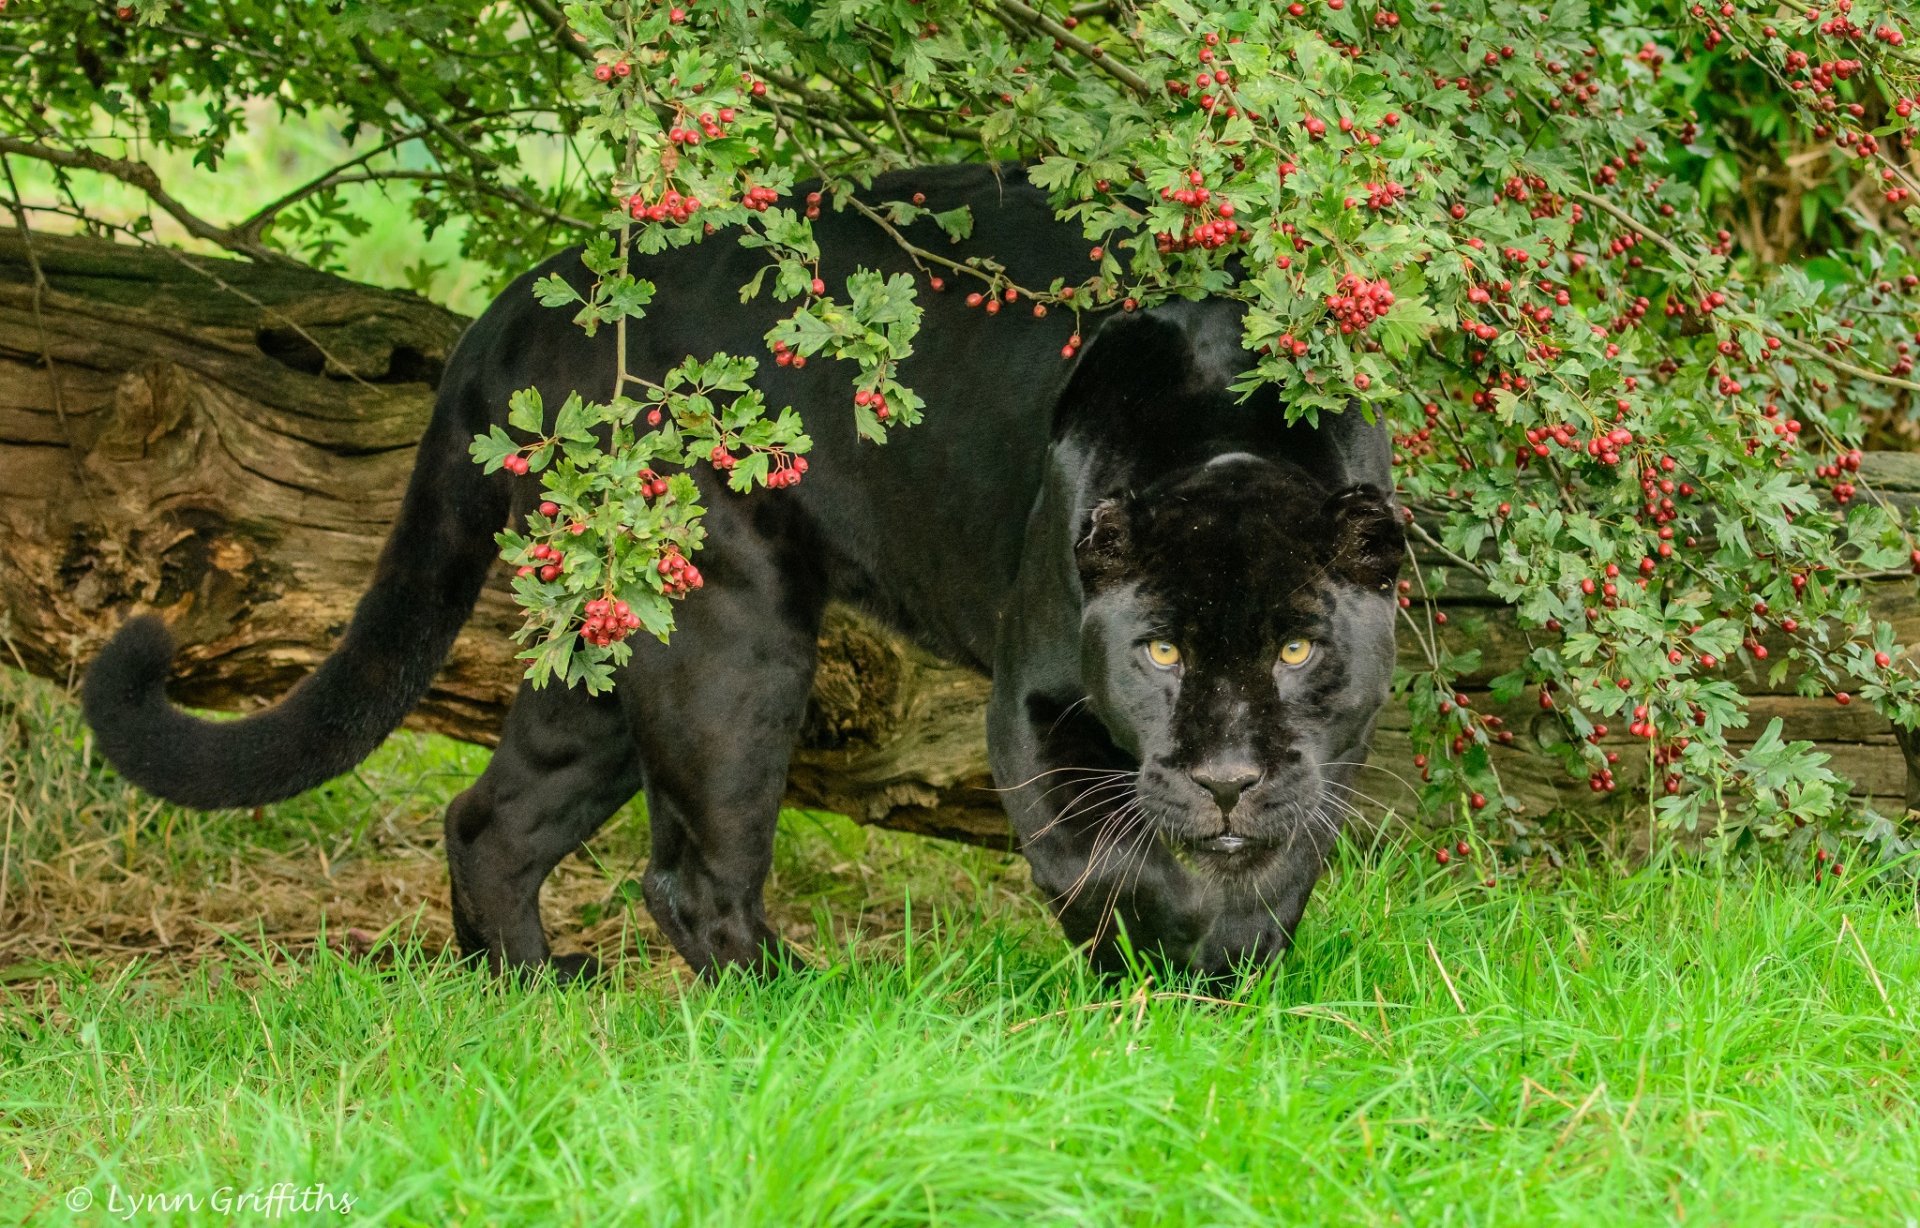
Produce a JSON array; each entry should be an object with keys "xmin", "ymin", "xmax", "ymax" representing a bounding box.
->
[
  {"xmin": 1427, "ymin": 938, "xmax": 1478, "ymax": 1034},
  {"xmin": 1839, "ymin": 914, "xmax": 1896, "ymax": 1020}
]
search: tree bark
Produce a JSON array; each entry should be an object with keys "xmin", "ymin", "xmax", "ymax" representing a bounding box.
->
[{"xmin": 2, "ymin": 233, "xmax": 1915, "ymax": 845}]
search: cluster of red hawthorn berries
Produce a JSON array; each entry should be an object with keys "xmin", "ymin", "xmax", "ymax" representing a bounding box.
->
[
  {"xmin": 853, "ymin": 387, "xmax": 894, "ymax": 422},
  {"xmin": 581, "ymin": 597, "xmax": 642, "ymax": 647},
  {"xmin": 739, "ymin": 184, "xmax": 780, "ymax": 213},
  {"xmin": 1431, "ymin": 686, "xmax": 1515, "ymax": 758},
  {"xmin": 502, "ymin": 452, "xmax": 532, "ymax": 476},
  {"xmin": 1815, "ymin": 449, "xmax": 1863, "ymax": 504},
  {"xmin": 1390, "ymin": 402, "xmax": 1443, "ymax": 467},
  {"xmin": 667, "ymin": 106, "xmax": 736, "ymax": 147},
  {"xmin": 634, "ymin": 469, "xmax": 670, "ymax": 500},
  {"xmin": 1353, "ymin": 180, "xmax": 1407, "ymax": 211},
  {"xmin": 770, "ymin": 339, "xmax": 807, "ymax": 369},
  {"xmin": 627, "ymin": 189, "xmax": 700, "ymax": 223},
  {"xmin": 708, "ymin": 445, "xmax": 736, "ymax": 471},
  {"xmin": 1156, "ymin": 170, "xmax": 1241, "ymax": 252},
  {"xmin": 1162, "ymin": 31, "xmax": 1250, "ymax": 118},
  {"xmin": 1325, "ymin": 274, "xmax": 1395, "ymax": 334},
  {"xmin": 767, "ymin": 453, "xmax": 808, "ymax": 488},
  {"xmin": 520, "ymin": 540, "xmax": 565, "ymax": 584},
  {"xmin": 656, "ymin": 547, "xmax": 702, "ymax": 595}
]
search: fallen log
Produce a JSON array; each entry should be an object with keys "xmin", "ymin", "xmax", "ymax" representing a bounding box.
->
[{"xmin": 2, "ymin": 233, "xmax": 1914, "ymax": 844}]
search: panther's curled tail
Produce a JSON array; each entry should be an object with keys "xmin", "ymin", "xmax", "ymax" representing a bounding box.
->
[{"xmin": 81, "ymin": 343, "xmax": 513, "ymax": 810}]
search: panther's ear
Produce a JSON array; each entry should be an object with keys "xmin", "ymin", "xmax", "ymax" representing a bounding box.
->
[
  {"xmin": 1327, "ymin": 484, "xmax": 1406, "ymax": 592},
  {"xmin": 1075, "ymin": 498, "xmax": 1134, "ymax": 587}
]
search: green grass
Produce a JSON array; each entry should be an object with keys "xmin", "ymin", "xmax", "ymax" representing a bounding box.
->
[{"xmin": 4, "ymin": 678, "xmax": 1919, "ymax": 1225}]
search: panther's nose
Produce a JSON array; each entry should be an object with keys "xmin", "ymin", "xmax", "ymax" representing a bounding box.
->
[{"xmin": 1190, "ymin": 763, "xmax": 1261, "ymax": 815}]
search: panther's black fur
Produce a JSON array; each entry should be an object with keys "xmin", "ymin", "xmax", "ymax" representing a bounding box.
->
[{"xmin": 83, "ymin": 164, "xmax": 1403, "ymax": 979}]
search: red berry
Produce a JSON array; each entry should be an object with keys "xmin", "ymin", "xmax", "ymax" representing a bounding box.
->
[
  {"xmin": 538, "ymin": 501, "xmax": 559, "ymax": 518},
  {"xmin": 1436, "ymin": 848, "xmax": 1451, "ymax": 865}
]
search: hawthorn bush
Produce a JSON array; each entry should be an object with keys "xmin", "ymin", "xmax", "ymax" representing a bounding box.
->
[{"xmin": 11, "ymin": 0, "xmax": 1919, "ymax": 860}]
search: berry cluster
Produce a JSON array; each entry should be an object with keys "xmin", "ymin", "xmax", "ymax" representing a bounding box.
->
[
  {"xmin": 627, "ymin": 189, "xmax": 700, "ymax": 223},
  {"xmin": 1325, "ymin": 274, "xmax": 1396, "ymax": 334},
  {"xmin": 1351, "ymin": 180, "xmax": 1406, "ymax": 211},
  {"xmin": 1815, "ymin": 448, "xmax": 1863, "ymax": 504},
  {"xmin": 656, "ymin": 547, "xmax": 703, "ymax": 595},
  {"xmin": 667, "ymin": 107, "xmax": 736, "ymax": 146},
  {"xmin": 581, "ymin": 596, "xmax": 642, "ymax": 647},
  {"xmin": 739, "ymin": 184, "xmax": 781, "ymax": 212},
  {"xmin": 636, "ymin": 468, "xmax": 670, "ymax": 500},
  {"xmin": 520, "ymin": 540, "xmax": 565, "ymax": 584},
  {"xmin": 1155, "ymin": 170, "xmax": 1241, "ymax": 252},
  {"xmin": 854, "ymin": 387, "xmax": 893, "ymax": 421},
  {"xmin": 767, "ymin": 454, "xmax": 808, "ymax": 488}
]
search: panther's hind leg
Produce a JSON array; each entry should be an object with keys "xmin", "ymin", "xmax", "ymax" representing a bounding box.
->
[
  {"xmin": 445, "ymin": 678, "xmax": 643, "ymax": 980},
  {"xmin": 627, "ymin": 518, "xmax": 827, "ymax": 979}
]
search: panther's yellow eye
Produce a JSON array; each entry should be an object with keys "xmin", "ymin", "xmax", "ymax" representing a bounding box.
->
[
  {"xmin": 1145, "ymin": 640, "xmax": 1182, "ymax": 669},
  {"xmin": 1279, "ymin": 639, "xmax": 1313, "ymax": 667}
]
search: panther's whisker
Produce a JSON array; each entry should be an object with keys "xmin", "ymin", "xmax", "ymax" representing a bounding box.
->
[
  {"xmin": 1081, "ymin": 810, "xmax": 1155, "ymax": 949},
  {"xmin": 1027, "ymin": 781, "xmax": 1139, "ymax": 843},
  {"xmin": 1056, "ymin": 803, "xmax": 1149, "ymax": 915},
  {"xmin": 1044, "ymin": 695, "xmax": 1094, "ymax": 740},
  {"xmin": 1322, "ymin": 760, "xmax": 1420, "ymax": 800},
  {"xmin": 986, "ymin": 765, "xmax": 1133, "ymax": 794},
  {"xmin": 1324, "ymin": 778, "xmax": 1397, "ymax": 814},
  {"xmin": 1037, "ymin": 779, "xmax": 1138, "ymax": 822}
]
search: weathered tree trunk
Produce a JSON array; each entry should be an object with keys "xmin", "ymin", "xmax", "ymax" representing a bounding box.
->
[{"xmin": 1, "ymin": 234, "xmax": 1915, "ymax": 845}]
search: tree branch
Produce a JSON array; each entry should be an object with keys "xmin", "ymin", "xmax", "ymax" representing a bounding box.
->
[
  {"xmin": 991, "ymin": 0, "xmax": 1152, "ymax": 98},
  {"xmin": 1775, "ymin": 334, "xmax": 1920, "ymax": 395},
  {"xmin": 0, "ymin": 136, "xmax": 288, "ymax": 264},
  {"xmin": 520, "ymin": 0, "xmax": 594, "ymax": 62}
]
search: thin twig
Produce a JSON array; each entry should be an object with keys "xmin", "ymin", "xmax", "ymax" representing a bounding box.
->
[
  {"xmin": 1774, "ymin": 333, "xmax": 1920, "ymax": 395},
  {"xmin": 992, "ymin": 0, "xmax": 1153, "ymax": 97}
]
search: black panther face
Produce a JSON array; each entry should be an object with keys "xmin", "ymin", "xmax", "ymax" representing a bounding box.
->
[{"xmin": 1074, "ymin": 455, "xmax": 1405, "ymax": 868}]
